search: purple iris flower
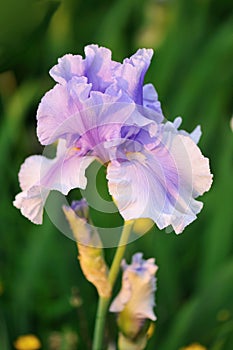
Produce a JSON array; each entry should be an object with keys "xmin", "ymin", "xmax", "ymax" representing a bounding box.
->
[{"xmin": 14, "ymin": 45, "xmax": 212, "ymax": 233}]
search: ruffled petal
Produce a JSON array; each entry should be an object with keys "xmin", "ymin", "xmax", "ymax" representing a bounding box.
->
[
  {"xmin": 14, "ymin": 187, "xmax": 49, "ymax": 224},
  {"xmin": 171, "ymin": 134, "xmax": 212, "ymax": 198},
  {"xmin": 38, "ymin": 47, "xmax": 161, "ymax": 150},
  {"xmin": 107, "ymin": 130, "xmax": 212, "ymax": 234},
  {"xmin": 114, "ymin": 49, "xmax": 153, "ymax": 104},
  {"xmin": 84, "ymin": 44, "xmax": 119, "ymax": 92},
  {"xmin": 37, "ymin": 76, "xmax": 135, "ymax": 149},
  {"xmin": 49, "ymin": 54, "xmax": 85, "ymax": 85},
  {"xmin": 143, "ymin": 83, "xmax": 164, "ymax": 122},
  {"xmin": 38, "ymin": 72, "xmax": 157, "ymax": 161},
  {"xmin": 161, "ymin": 119, "xmax": 210, "ymax": 196},
  {"xmin": 50, "ymin": 45, "xmax": 119, "ymax": 92},
  {"xmin": 13, "ymin": 140, "xmax": 95, "ymax": 224},
  {"xmin": 36, "ymin": 77, "xmax": 92, "ymax": 145},
  {"xmin": 18, "ymin": 155, "xmax": 47, "ymax": 191},
  {"xmin": 14, "ymin": 155, "xmax": 51, "ymax": 223},
  {"xmin": 49, "ymin": 45, "xmax": 153, "ymax": 103}
]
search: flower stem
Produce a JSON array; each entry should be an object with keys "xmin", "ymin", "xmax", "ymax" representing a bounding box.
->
[{"xmin": 92, "ymin": 220, "xmax": 134, "ymax": 350}]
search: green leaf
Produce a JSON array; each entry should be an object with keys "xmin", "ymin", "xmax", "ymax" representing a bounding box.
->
[
  {"xmin": 0, "ymin": 0, "xmax": 60, "ymax": 71},
  {"xmin": 158, "ymin": 259, "xmax": 233, "ymax": 350}
]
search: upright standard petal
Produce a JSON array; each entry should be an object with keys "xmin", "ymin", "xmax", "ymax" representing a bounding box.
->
[
  {"xmin": 38, "ymin": 72, "xmax": 156, "ymax": 162},
  {"xmin": 37, "ymin": 76, "xmax": 123, "ymax": 147},
  {"xmin": 49, "ymin": 45, "xmax": 155, "ymax": 106},
  {"xmin": 50, "ymin": 45, "xmax": 119, "ymax": 92},
  {"xmin": 49, "ymin": 54, "xmax": 85, "ymax": 85},
  {"xmin": 114, "ymin": 49, "xmax": 153, "ymax": 104},
  {"xmin": 36, "ymin": 77, "xmax": 92, "ymax": 145},
  {"xmin": 84, "ymin": 44, "xmax": 119, "ymax": 92},
  {"xmin": 13, "ymin": 140, "xmax": 94, "ymax": 224},
  {"xmin": 143, "ymin": 83, "xmax": 164, "ymax": 122},
  {"xmin": 107, "ymin": 128, "xmax": 213, "ymax": 234},
  {"xmin": 38, "ymin": 46, "xmax": 163, "ymax": 150}
]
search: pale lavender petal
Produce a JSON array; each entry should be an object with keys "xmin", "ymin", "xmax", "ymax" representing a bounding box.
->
[
  {"xmin": 114, "ymin": 49, "xmax": 153, "ymax": 104},
  {"xmin": 49, "ymin": 54, "xmax": 85, "ymax": 84},
  {"xmin": 49, "ymin": 46, "xmax": 154, "ymax": 105},
  {"xmin": 155, "ymin": 129, "xmax": 212, "ymax": 218},
  {"xmin": 37, "ymin": 76, "xmax": 150, "ymax": 152},
  {"xmin": 46, "ymin": 146, "xmax": 95, "ymax": 195},
  {"xmin": 33, "ymin": 139, "xmax": 95, "ymax": 194},
  {"xmin": 50, "ymin": 45, "xmax": 119, "ymax": 92},
  {"xmin": 189, "ymin": 125, "xmax": 201, "ymax": 144},
  {"xmin": 107, "ymin": 131, "xmax": 213, "ymax": 234},
  {"xmin": 143, "ymin": 83, "xmax": 164, "ymax": 122},
  {"xmin": 36, "ymin": 77, "xmax": 92, "ymax": 145},
  {"xmin": 70, "ymin": 91, "xmax": 157, "ymax": 162},
  {"xmin": 13, "ymin": 140, "xmax": 95, "ymax": 224},
  {"xmin": 84, "ymin": 44, "xmax": 119, "ymax": 92},
  {"xmin": 165, "ymin": 117, "xmax": 202, "ymax": 144},
  {"xmin": 17, "ymin": 155, "xmax": 47, "ymax": 191},
  {"xmin": 172, "ymin": 134, "xmax": 212, "ymax": 198},
  {"xmin": 38, "ymin": 47, "xmax": 162, "ymax": 151},
  {"xmin": 14, "ymin": 187, "xmax": 49, "ymax": 224},
  {"xmin": 13, "ymin": 152, "xmax": 51, "ymax": 223}
]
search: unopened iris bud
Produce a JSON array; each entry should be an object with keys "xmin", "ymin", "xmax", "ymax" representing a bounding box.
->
[
  {"xmin": 63, "ymin": 199, "xmax": 111, "ymax": 298},
  {"xmin": 71, "ymin": 198, "xmax": 89, "ymax": 220},
  {"xmin": 110, "ymin": 253, "xmax": 158, "ymax": 349}
]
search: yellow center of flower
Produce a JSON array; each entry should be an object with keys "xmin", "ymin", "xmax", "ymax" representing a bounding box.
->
[{"xmin": 126, "ymin": 151, "xmax": 146, "ymax": 163}]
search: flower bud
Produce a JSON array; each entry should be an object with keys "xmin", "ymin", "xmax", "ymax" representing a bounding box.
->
[
  {"xmin": 63, "ymin": 200, "xmax": 111, "ymax": 298},
  {"xmin": 118, "ymin": 332, "xmax": 147, "ymax": 350},
  {"xmin": 110, "ymin": 253, "xmax": 158, "ymax": 347},
  {"xmin": 71, "ymin": 199, "xmax": 89, "ymax": 220}
]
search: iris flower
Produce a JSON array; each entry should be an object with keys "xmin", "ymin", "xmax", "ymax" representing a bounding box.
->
[{"xmin": 14, "ymin": 45, "xmax": 212, "ymax": 233}]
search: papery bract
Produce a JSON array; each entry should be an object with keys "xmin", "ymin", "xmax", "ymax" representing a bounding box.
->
[{"xmin": 63, "ymin": 200, "xmax": 111, "ymax": 298}]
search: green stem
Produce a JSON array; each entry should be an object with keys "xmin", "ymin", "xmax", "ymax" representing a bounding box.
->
[
  {"xmin": 92, "ymin": 220, "xmax": 134, "ymax": 350},
  {"xmin": 108, "ymin": 220, "xmax": 134, "ymax": 286}
]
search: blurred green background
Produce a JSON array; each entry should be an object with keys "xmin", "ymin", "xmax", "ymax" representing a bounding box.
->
[{"xmin": 0, "ymin": 0, "xmax": 233, "ymax": 349}]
